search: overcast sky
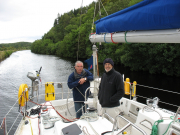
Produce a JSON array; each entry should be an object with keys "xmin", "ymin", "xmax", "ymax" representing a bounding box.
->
[{"xmin": 0, "ymin": 0, "xmax": 96, "ymax": 44}]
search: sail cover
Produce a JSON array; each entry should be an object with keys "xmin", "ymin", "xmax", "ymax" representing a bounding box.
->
[{"xmin": 95, "ymin": 0, "xmax": 180, "ymax": 34}]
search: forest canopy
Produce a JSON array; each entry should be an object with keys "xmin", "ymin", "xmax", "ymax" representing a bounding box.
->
[{"xmin": 31, "ymin": 0, "xmax": 180, "ymax": 77}]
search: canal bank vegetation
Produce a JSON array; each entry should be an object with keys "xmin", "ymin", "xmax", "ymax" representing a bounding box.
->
[
  {"xmin": 0, "ymin": 42, "xmax": 32, "ymax": 61},
  {"xmin": 31, "ymin": 0, "xmax": 180, "ymax": 77}
]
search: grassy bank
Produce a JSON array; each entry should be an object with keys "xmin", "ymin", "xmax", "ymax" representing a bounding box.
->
[{"xmin": 0, "ymin": 50, "xmax": 14, "ymax": 62}]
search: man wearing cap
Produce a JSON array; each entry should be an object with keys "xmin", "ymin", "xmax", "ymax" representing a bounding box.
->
[{"xmin": 98, "ymin": 58, "xmax": 124, "ymax": 120}]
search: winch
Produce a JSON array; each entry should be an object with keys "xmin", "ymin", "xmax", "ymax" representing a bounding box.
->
[{"xmin": 41, "ymin": 106, "xmax": 61, "ymax": 129}]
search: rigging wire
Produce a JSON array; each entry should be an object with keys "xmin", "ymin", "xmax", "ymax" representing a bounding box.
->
[
  {"xmin": 136, "ymin": 83, "xmax": 180, "ymax": 95},
  {"xmin": 99, "ymin": 0, "xmax": 101, "ymax": 19},
  {"xmin": 91, "ymin": 0, "xmax": 108, "ymax": 34},
  {"xmin": 77, "ymin": 0, "xmax": 83, "ymax": 60},
  {"xmin": 91, "ymin": 1, "xmax": 97, "ymax": 33},
  {"xmin": 100, "ymin": 0, "xmax": 108, "ymax": 16}
]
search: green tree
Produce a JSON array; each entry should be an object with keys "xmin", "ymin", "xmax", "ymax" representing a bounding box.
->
[{"xmin": 30, "ymin": 0, "xmax": 180, "ymax": 76}]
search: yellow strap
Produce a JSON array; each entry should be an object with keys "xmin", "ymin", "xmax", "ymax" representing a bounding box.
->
[{"xmin": 29, "ymin": 119, "xmax": 33, "ymax": 135}]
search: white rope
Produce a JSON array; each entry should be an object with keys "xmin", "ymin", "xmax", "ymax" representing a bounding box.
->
[
  {"xmin": 87, "ymin": 119, "xmax": 99, "ymax": 135},
  {"xmin": 75, "ymin": 103, "xmax": 86, "ymax": 113},
  {"xmin": 75, "ymin": 87, "xmax": 85, "ymax": 98},
  {"xmin": 82, "ymin": 126, "xmax": 92, "ymax": 135}
]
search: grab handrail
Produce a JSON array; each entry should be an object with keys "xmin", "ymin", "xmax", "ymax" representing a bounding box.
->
[{"xmin": 112, "ymin": 114, "xmax": 147, "ymax": 135}]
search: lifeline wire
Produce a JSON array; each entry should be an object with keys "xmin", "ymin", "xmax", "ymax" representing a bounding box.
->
[
  {"xmin": 136, "ymin": 84, "xmax": 180, "ymax": 95},
  {"xmin": 136, "ymin": 95, "xmax": 179, "ymax": 107},
  {"xmin": 7, "ymin": 113, "xmax": 21, "ymax": 134},
  {"xmin": 0, "ymin": 92, "xmax": 22, "ymax": 134}
]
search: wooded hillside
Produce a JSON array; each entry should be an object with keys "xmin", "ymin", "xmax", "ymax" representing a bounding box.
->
[{"xmin": 31, "ymin": 0, "xmax": 180, "ymax": 76}]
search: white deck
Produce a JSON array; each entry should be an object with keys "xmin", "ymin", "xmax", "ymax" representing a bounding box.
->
[
  {"xmin": 54, "ymin": 117, "xmax": 114, "ymax": 135},
  {"xmin": 14, "ymin": 98, "xmax": 180, "ymax": 135}
]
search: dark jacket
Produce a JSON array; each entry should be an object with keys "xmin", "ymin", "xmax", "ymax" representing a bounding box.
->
[
  {"xmin": 98, "ymin": 68, "xmax": 124, "ymax": 107},
  {"xmin": 68, "ymin": 69, "xmax": 94, "ymax": 101}
]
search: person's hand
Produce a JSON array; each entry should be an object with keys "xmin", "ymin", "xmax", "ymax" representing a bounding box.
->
[{"xmin": 79, "ymin": 78, "xmax": 86, "ymax": 85}]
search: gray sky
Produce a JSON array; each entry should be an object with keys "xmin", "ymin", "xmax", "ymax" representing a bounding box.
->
[{"xmin": 0, "ymin": 0, "xmax": 96, "ymax": 43}]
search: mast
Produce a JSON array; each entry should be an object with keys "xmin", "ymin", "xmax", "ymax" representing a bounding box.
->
[
  {"xmin": 92, "ymin": 44, "xmax": 98, "ymax": 110},
  {"xmin": 92, "ymin": 45, "xmax": 97, "ymax": 79}
]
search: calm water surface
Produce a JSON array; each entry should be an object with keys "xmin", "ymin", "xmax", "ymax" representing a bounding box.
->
[{"xmin": 0, "ymin": 50, "xmax": 179, "ymax": 134}]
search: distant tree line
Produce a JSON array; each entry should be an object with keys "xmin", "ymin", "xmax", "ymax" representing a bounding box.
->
[
  {"xmin": 31, "ymin": 0, "xmax": 180, "ymax": 76},
  {"xmin": 0, "ymin": 42, "xmax": 32, "ymax": 61},
  {"xmin": 0, "ymin": 42, "xmax": 31, "ymax": 51}
]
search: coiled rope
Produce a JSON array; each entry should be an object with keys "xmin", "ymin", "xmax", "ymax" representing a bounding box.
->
[{"xmin": 150, "ymin": 120, "xmax": 163, "ymax": 135}]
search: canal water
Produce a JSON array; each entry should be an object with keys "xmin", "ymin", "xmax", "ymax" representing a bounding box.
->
[{"xmin": 0, "ymin": 50, "xmax": 179, "ymax": 134}]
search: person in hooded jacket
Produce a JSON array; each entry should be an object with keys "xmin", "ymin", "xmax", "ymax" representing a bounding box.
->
[
  {"xmin": 98, "ymin": 58, "xmax": 124, "ymax": 119},
  {"xmin": 68, "ymin": 61, "xmax": 94, "ymax": 118}
]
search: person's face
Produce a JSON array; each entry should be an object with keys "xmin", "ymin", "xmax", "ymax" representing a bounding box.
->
[
  {"xmin": 75, "ymin": 62, "xmax": 83, "ymax": 74},
  {"xmin": 104, "ymin": 63, "xmax": 113, "ymax": 72}
]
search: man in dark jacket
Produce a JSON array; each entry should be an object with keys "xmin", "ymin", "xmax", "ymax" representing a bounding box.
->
[
  {"xmin": 68, "ymin": 61, "xmax": 94, "ymax": 118},
  {"xmin": 98, "ymin": 58, "xmax": 124, "ymax": 119}
]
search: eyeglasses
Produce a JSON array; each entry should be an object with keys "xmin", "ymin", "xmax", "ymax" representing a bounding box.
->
[{"xmin": 76, "ymin": 66, "xmax": 83, "ymax": 67}]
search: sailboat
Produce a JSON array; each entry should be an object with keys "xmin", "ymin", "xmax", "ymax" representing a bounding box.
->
[{"xmin": 1, "ymin": 0, "xmax": 180, "ymax": 135}]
